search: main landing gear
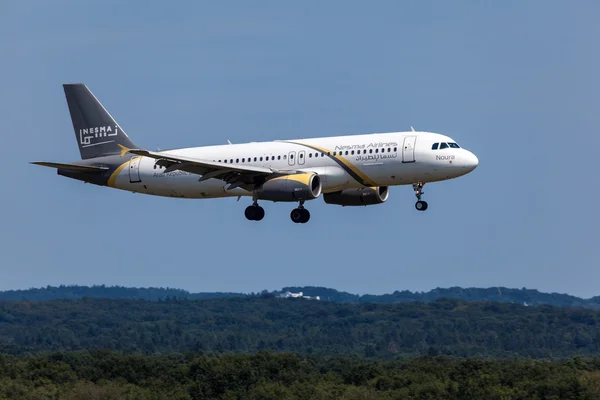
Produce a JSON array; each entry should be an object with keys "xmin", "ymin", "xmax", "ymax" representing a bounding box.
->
[
  {"xmin": 245, "ymin": 200, "xmax": 265, "ymax": 221},
  {"xmin": 244, "ymin": 200, "xmax": 310, "ymax": 223},
  {"xmin": 413, "ymin": 182, "xmax": 428, "ymax": 211},
  {"xmin": 290, "ymin": 201, "xmax": 310, "ymax": 224}
]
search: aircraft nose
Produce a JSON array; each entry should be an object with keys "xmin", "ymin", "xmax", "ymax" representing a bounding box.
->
[{"xmin": 465, "ymin": 151, "xmax": 478, "ymax": 172}]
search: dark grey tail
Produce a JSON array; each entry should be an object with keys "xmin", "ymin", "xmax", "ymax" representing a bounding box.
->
[{"xmin": 63, "ymin": 83, "xmax": 138, "ymax": 159}]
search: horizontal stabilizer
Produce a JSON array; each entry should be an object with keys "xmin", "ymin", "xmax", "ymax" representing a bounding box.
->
[{"xmin": 30, "ymin": 162, "xmax": 109, "ymax": 172}]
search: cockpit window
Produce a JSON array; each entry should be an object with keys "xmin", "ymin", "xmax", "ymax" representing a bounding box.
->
[
  {"xmin": 440, "ymin": 142, "xmax": 449, "ymax": 149},
  {"xmin": 448, "ymin": 142, "xmax": 460, "ymax": 148},
  {"xmin": 432, "ymin": 143, "xmax": 439, "ymax": 150}
]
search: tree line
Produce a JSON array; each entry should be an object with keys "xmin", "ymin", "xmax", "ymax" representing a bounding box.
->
[
  {"xmin": 1, "ymin": 297, "xmax": 600, "ymax": 358},
  {"xmin": 1, "ymin": 284, "xmax": 598, "ymax": 309},
  {"xmin": 1, "ymin": 351, "xmax": 600, "ymax": 399}
]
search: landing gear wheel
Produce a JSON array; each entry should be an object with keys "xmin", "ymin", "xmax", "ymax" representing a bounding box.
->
[
  {"xmin": 415, "ymin": 201, "xmax": 428, "ymax": 211},
  {"xmin": 245, "ymin": 205, "xmax": 265, "ymax": 221},
  {"xmin": 300, "ymin": 208, "xmax": 310, "ymax": 223},
  {"xmin": 254, "ymin": 206, "xmax": 265, "ymax": 221},
  {"xmin": 291, "ymin": 200, "xmax": 310, "ymax": 223},
  {"xmin": 412, "ymin": 182, "xmax": 428, "ymax": 211},
  {"xmin": 290, "ymin": 208, "xmax": 304, "ymax": 223}
]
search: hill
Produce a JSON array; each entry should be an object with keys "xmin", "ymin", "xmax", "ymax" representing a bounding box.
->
[
  {"xmin": 0, "ymin": 285, "xmax": 246, "ymax": 302},
  {"xmin": 0, "ymin": 285, "xmax": 598, "ymax": 310},
  {"xmin": 1, "ymin": 297, "xmax": 600, "ymax": 359}
]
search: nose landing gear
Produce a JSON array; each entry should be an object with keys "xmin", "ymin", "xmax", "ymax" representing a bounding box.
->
[
  {"xmin": 291, "ymin": 201, "xmax": 310, "ymax": 223},
  {"xmin": 413, "ymin": 182, "xmax": 428, "ymax": 211}
]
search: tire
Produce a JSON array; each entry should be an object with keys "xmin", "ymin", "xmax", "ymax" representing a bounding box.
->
[
  {"xmin": 255, "ymin": 206, "xmax": 265, "ymax": 221},
  {"xmin": 245, "ymin": 206, "xmax": 256, "ymax": 220},
  {"xmin": 300, "ymin": 209, "xmax": 310, "ymax": 223},
  {"xmin": 290, "ymin": 209, "xmax": 303, "ymax": 223},
  {"xmin": 415, "ymin": 201, "xmax": 428, "ymax": 211}
]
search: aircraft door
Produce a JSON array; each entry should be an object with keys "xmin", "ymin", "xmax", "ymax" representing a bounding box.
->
[
  {"xmin": 298, "ymin": 150, "xmax": 306, "ymax": 165},
  {"xmin": 288, "ymin": 151, "xmax": 296, "ymax": 166},
  {"xmin": 402, "ymin": 136, "xmax": 417, "ymax": 163},
  {"xmin": 129, "ymin": 156, "xmax": 142, "ymax": 183}
]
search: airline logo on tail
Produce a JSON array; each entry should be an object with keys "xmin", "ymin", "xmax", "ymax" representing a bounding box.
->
[{"xmin": 79, "ymin": 125, "xmax": 118, "ymax": 147}]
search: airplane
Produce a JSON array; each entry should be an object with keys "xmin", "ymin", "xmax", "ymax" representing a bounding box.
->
[{"xmin": 32, "ymin": 84, "xmax": 478, "ymax": 223}]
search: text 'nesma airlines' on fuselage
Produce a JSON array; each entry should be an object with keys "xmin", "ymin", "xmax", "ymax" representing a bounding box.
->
[{"xmin": 32, "ymin": 84, "xmax": 478, "ymax": 224}]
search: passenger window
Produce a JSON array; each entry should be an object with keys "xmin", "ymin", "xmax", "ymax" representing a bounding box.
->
[
  {"xmin": 242, "ymin": 158, "xmax": 245, "ymax": 162},
  {"xmin": 440, "ymin": 143, "xmax": 449, "ymax": 149},
  {"xmin": 351, "ymin": 150, "xmax": 354, "ymax": 155},
  {"xmin": 432, "ymin": 143, "xmax": 439, "ymax": 150},
  {"xmin": 224, "ymin": 160, "xmax": 227, "ymax": 163},
  {"xmin": 375, "ymin": 149, "xmax": 379, "ymax": 153},
  {"xmin": 236, "ymin": 159, "xmax": 239, "ymax": 163},
  {"xmin": 321, "ymin": 153, "xmax": 324, "ymax": 157},
  {"xmin": 278, "ymin": 155, "xmax": 281, "ymax": 160},
  {"xmin": 369, "ymin": 149, "xmax": 373, "ymax": 154},
  {"xmin": 393, "ymin": 147, "xmax": 397, "ymax": 152},
  {"xmin": 309, "ymin": 153, "xmax": 312, "ymax": 158},
  {"xmin": 283, "ymin": 155, "xmax": 287, "ymax": 159},
  {"xmin": 230, "ymin": 159, "xmax": 233, "ymax": 163},
  {"xmin": 260, "ymin": 157, "xmax": 263, "ymax": 161}
]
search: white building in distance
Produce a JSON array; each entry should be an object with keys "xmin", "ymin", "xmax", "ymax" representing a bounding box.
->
[{"xmin": 280, "ymin": 291, "xmax": 320, "ymax": 300}]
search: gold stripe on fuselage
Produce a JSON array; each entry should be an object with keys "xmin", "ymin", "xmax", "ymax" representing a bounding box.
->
[
  {"xmin": 287, "ymin": 142, "xmax": 378, "ymax": 186},
  {"xmin": 107, "ymin": 158, "xmax": 136, "ymax": 188}
]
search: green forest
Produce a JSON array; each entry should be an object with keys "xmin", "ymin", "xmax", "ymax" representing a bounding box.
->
[
  {"xmin": 3, "ymin": 291, "xmax": 600, "ymax": 398},
  {"xmin": 1, "ymin": 351, "xmax": 600, "ymax": 399},
  {"xmin": 2, "ymin": 297, "xmax": 600, "ymax": 359},
  {"xmin": 2, "ymin": 285, "xmax": 598, "ymax": 309}
]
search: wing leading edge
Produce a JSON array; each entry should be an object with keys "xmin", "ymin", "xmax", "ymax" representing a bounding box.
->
[{"xmin": 124, "ymin": 147, "xmax": 294, "ymax": 191}]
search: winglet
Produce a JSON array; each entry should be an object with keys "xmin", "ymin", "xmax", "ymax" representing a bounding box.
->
[
  {"xmin": 118, "ymin": 144, "xmax": 130, "ymax": 157},
  {"xmin": 410, "ymin": 126, "xmax": 415, "ymax": 132}
]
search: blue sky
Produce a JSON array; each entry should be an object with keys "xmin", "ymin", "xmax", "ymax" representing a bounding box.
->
[{"xmin": 1, "ymin": 1, "xmax": 599, "ymax": 297}]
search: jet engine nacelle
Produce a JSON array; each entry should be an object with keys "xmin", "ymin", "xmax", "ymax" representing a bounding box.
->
[
  {"xmin": 256, "ymin": 173, "xmax": 322, "ymax": 202},
  {"xmin": 323, "ymin": 186, "xmax": 389, "ymax": 206}
]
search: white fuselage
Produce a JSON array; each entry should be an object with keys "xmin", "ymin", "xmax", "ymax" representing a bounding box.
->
[{"xmin": 109, "ymin": 131, "xmax": 478, "ymax": 199}]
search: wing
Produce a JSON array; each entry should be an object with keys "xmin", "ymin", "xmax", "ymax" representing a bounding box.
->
[{"xmin": 126, "ymin": 148, "xmax": 282, "ymax": 191}]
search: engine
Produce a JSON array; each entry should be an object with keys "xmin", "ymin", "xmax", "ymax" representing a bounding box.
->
[
  {"xmin": 256, "ymin": 173, "xmax": 322, "ymax": 202},
  {"xmin": 323, "ymin": 186, "xmax": 389, "ymax": 206}
]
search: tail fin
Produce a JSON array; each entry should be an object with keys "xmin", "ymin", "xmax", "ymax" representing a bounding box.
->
[{"xmin": 63, "ymin": 83, "xmax": 138, "ymax": 159}]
